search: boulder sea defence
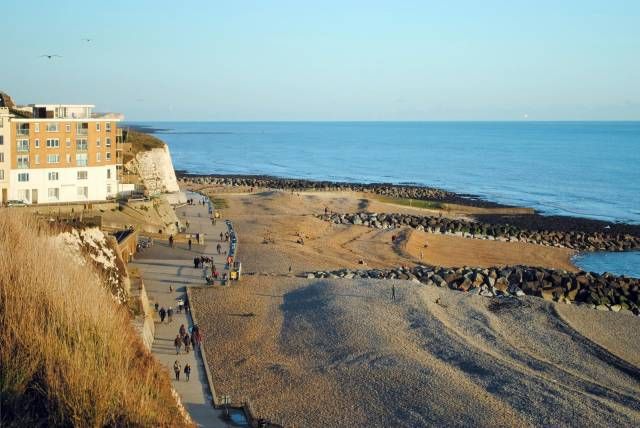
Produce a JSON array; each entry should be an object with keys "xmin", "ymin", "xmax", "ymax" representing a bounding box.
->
[{"xmin": 316, "ymin": 212, "xmax": 640, "ymax": 252}]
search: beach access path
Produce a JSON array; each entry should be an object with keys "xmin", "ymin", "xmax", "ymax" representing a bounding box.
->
[{"xmin": 131, "ymin": 192, "xmax": 245, "ymax": 428}]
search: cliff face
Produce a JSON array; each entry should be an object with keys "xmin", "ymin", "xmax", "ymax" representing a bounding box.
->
[{"xmin": 134, "ymin": 145, "xmax": 181, "ymax": 194}]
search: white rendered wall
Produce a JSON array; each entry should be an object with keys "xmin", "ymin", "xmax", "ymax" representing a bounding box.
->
[{"xmin": 9, "ymin": 165, "xmax": 118, "ymax": 204}]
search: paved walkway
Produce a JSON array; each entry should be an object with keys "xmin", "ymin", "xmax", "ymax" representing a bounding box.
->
[{"xmin": 131, "ymin": 192, "xmax": 245, "ymax": 428}]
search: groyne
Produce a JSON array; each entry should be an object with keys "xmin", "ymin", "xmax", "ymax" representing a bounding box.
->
[
  {"xmin": 317, "ymin": 212, "xmax": 640, "ymax": 252},
  {"xmin": 305, "ymin": 265, "xmax": 640, "ymax": 314}
]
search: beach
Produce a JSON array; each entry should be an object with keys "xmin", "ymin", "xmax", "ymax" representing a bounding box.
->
[{"xmin": 185, "ymin": 181, "xmax": 640, "ymax": 426}]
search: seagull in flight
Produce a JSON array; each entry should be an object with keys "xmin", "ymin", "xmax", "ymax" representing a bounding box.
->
[
  {"xmin": 40, "ymin": 54, "xmax": 62, "ymax": 59},
  {"xmin": 81, "ymin": 38, "xmax": 92, "ymax": 43}
]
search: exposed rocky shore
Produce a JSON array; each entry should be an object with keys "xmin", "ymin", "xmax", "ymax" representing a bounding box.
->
[
  {"xmin": 305, "ymin": 265, "xmax": 640, "ymax": 314},
  {"xmin": 317, "ymin": 212, "xmax": 640, "ymax": 252},
  {"xmin": 177, "ymin": 174, "xmax": 506, "ymax": 208}
]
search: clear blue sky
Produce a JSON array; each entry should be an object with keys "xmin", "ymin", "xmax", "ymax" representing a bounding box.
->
[{"xmin": 2, "ymin": 0, "xmax": 639, "ymax": 120}]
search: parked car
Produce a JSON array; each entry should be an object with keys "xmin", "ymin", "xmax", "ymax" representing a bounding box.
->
[{"xmin": 6, "ymin": 200, "xmax": 27, "ymax": 207}]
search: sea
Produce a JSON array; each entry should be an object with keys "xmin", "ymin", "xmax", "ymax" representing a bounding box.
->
[{"xmin": 130, "ymin": 121, "xmax": 640, "ymax": 277}]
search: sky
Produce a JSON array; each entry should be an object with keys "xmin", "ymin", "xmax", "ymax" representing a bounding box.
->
[{"xmin": 2, "ymin": 0, "xmax": 639, "ymax": 121}]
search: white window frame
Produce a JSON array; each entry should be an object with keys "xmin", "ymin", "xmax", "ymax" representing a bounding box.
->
[
  {"xmin": 106, "ymin": 122, "xmax": 112, "ymax": 132},
  {"xmin": 76, "ymin": 153, "xmax": 88, "ymax": 167},
  {"xmin": 48, "ymin": 188, "xmax": 60, "ymax": 201},
  {"xmin": 34, "ymin": 139, "xmax": 40, "ymax": 148},
  {"xmin": 17, "ymin": 155, "xmax": 29, "ymax": 168},
  {"xmin": 47, "ymin": 154, "xmax": 60, "ymax": 164},
  {"xmin": 17, "ymin": 139, "xmax": 29, "ymax": 152},
  {"xmin": 96, "ymin": 152, "xmax": 101, "ymax": 162},
  {"xmin": 0, "ymin": 153, "xmax": 4, "ymax": 163},
  {"xmin": 46, "ymin": 122, "xmax": 59, "ymax": 132},
  {"xmin": 65, "ymin": 123, "xmax": 71, "ymax": 133},
  {"xmin": 96, "ymin": 122, "xmax": 101, "ymax": 132},
  {"xmin": 46, "ymin": 138, "xmax": 60, "ymax": 148},
  {"xmin": 34, "ymin": 154, "xmax": 40, "ymax": 165},
  {"xmin": 48, "ymin": 171, "xmax": 59, "ymax": 181},
  {"xmin": 34, "ymin": 123, "xmax": 40, "ymax": 133},
  {"xmin": 106, "ymin": 137, "xmax": 111, "ymax": 148},
  {"xmin": 0, "ymin": 170, "xmax": 4, "ymax": 180},
  {"xmin": 18, "ymin": 172, "xmax": 29, "ymax": 182}
]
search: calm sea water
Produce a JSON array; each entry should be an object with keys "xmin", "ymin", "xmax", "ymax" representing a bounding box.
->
[{"xmin": 131, "ymin": 121, "xmax": 640, "ymax": 276}]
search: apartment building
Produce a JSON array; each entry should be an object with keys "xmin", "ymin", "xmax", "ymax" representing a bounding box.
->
[
  {"xmin": 9, "ymin": 104, "xmax": 121, "ymax": 204},
  {"xmin": 0, "ymin": 107, "xmax": 11, "ymax": 203}
]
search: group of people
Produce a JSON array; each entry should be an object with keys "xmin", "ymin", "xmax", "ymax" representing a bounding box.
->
[
  {"xmin": 173, "ymin": 360, "xmax": 191, "ymax": 382},
  {"xmin": 174, "ymin": 323, "xmax": 202, "ymax": 352},
  {"xmin": 186, "ymin": 197, "xmax": 207, "ymax": 206},
  {"xmin": 157, "ymin": 306, "xmax": 174, "ymax": 323},
  {"xmin": 219, "ymin": 231, "xmax": 230, "ymax": 242},
  {"xmin": 193, "ymin": 255, "xmax": 214, "ymax": 269}
]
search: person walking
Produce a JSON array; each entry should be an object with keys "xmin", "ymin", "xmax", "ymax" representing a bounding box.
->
[
  {"xmin": 179, "ymin": 324, "xmax": 186, "ymax": 337},
  {"xmin": 174, "ymin": 335, "xmax": 182, "ymax": 354},
  {"xmin": 188, "ymin": 238, "xmax": 192, "ymax": 250},
  {"xmin": 194, "ymin": 257, "xmax": 199, "ymax": 268},
  {"xmin": 392, "ymin": 284, "xmax": 396, "ymax": 301},
  {"xmin": 154, "ymin": 302, "xmax": 159, "ymax": 312},
  {"xmin": 159, "ymin": 307, "xmax": 166, "ymax": 323},
  {"xmin": 178, "ymin": 299, "xmax": 184, "ymax": 313},
  {"xmin": 167, "ymin": 307, "xmax": 174, "ymax": 323},
  {"xmin": 173, "ymin": 361, "xmax": 181, "ymax": 381},
  {"xmin": 183, "ymin": 333, "xmax": 190, "ymax": 353},
  {"xmin": 184, "ymin": 299, "xmax": 190, "ymax": 314},
  {"xmin": 169, "ymin": 234, "xmax": 174, "ymax": 248},
  {"xmin": 184, "ymin": 364, "xmax": 191, "ymax": 382},
  {"xmin": 220, "ymin": 232, "xmax": 223, "ymax": 242},
  {"xmin": 217, "ymin": 243, "xmax": 222, "ymax": 255}
]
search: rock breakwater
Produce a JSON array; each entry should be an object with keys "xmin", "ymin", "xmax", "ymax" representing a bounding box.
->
[
  {"xmin": 178, "ymin": 174, "xmax": 504, "ymax": 208},
  {"xmin": 317, "ymin": 212, "xmax": 640, "ymax": 252},
  {"xmin": 304, "ymin": 265, "xmax": 640, "ymax": 315}
]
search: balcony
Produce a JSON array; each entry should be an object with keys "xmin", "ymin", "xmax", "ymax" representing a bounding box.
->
[{"xmin": 17, "ymin": 128, "xmax": 29, "ymax": 136}]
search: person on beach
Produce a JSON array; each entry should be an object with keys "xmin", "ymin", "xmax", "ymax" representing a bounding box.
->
[
  {"xmin": 179, "ymin": 324, "xmax": 186, "ymax": 337},
  {"xmin": 188, "ymin": 239, "xmax": 192, "ymax": 250},
  {"xmin": 178, "ymin": 299, "xmax": 184, "ymax": 313},
  {"xmin": 217, "ymin": 243, "xmax": 222, "ymax": 254},
  {"xmin": 184, "ymin": 299, "xmax": 190, "ymax": 313},
  {"xmin": 184, "ymin": 364, "xmax": 191, "ymax": 382},
  {"xmin": 392, "ymin": 284, "xmax": 396, "ymax": 301},
  {"xmin": 169, "ymin": 234, "xmax": 174, "ymax": 248},
  {"xmin": 194, "ymin": 257, "xmax": 199, "ymax": 268},
  {"xmin": 154, "ymin": 302, "xmax": 159, "ymax": 312},
  {"xmin": 174, "ymin": 335, "xmax": 182, "ymax": 354},
  {"xmin": 183, "ymin": 333, "xmax": 190, "ymax": 353},
  {"xmin": 220, "ymin": 232, "xmax": 224, "ymax": 242},
  {"xmin": 167, "ymin": 307, "xmax": 174, "ymax": 323},
  {"xmin": 173, "ymin": 361, "xmax": 181, "ymax": 381},
  {"xmin": 159, "ymin": 307, "xmax": 166, "ymax": 323},
  {"xmin": 190, "ymin": 333, "xmax": 196, "ymax": 350}
]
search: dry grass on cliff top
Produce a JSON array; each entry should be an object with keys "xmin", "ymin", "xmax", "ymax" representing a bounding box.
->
[{"xmin": 0, "ymin": 212, "xmax": 191, "ymax": 427}]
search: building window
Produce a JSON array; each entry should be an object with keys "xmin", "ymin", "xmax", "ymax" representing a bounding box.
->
[
  {"xmin": 35, "ymin": 139, "xmax": 40, "ymax": 148},
  {"xmin": 96, "ymin": 123, "xmax": 101, "ymax": 132},
  {"xmin": 18, "ymin": 172, "xmax": 29, "ymax": 182},
  {"xmin": 17, "ymin": 139, "xmax": 29, "ymax": 152},
  {"xmin": 96, "ymin": 152, "xmax": 101, "ymax": 162},
  {"xmin": 66, "ymin": 153, "xmax": 71, "ymax": 164},
  {"xmin": 76, "ymin": 122, "xmax": 89, "ymax": 135},
  {"xmin": 46, "ymin": 122, "xmax": 59, "ymax": 132},
  {"xmin": 77, "ymin": 186, "xmax": 88, "ymax": 199},
  {"xmin": 77, "ymin": 171, "xmax": 88, "ymax": 180},
  {"xmin": 17, "ymin": 155, "xmax": 29, "ymax": 168},
  {"xmin": 46, "ymin": 138, "xmax": 60, "ymax": 148},
  {"xmin": 106, "ymin": 122, "xmax": 112, "ymax": 132},
  {"xmin": 107, "ymin": 184, "xmax": 112, "ymax": 195},
  {"xmin": 17, "ymin": 189, "xmax": 29, "ymax": 201},
  {"xmin": 47, "ymin": 154, "xmax": 60, "ymax": 164},
  {"xmin": 0, "ymin": 153, "xmax": 3, "ymax": 162},
  {"xmin": 66, "ymin": 123, "xmax": 71, "ymax": 133},
  {"xmin": 106, "ymin": 152, "xmax": 111, "ymax": 161},
  {"xmin": 0, "ymin": 135, "xmax": 3, "ymax": 145},
  {"xmin": 0, "ymin": 170, "xmax": 4, "ymax": 180},
  {"xmin": 17, "ymin": 124, "xmax": 29, "ymax": 135},
  {"xmin": 107, "ymin": 168, "xmax": 111, "ymax": 179},
  {"xmin": 48, "ymin": 171, "xmax": 59, "ymax": 180},
  {"xmin": 48, "ymin": 188, "xmax": 60, "ymax": 200},
  {"xmin": 106, "ymin": 137, "xmax": 111, "ymax": 148},
  {"xmin": 34, "ymin": 154, "xmax": 40, "ymax": 165},
  {"xmin": 76, "ymin": 139, "xmax": 88, "ymax": 151},
  {"xmin": 35, "ymin": 123, "xmax": 40, "ymax": 133},
  {"xmin": 96, "ymin": 138, "xmax": 101, "ymax": 147},
  {"xmin": 76, "ymin": 153, "xmax": 88, "ymax": 167}
]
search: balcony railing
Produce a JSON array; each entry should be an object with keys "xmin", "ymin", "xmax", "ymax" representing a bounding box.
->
[
  {"xmin": 17, "ymin": 129, "xmax": 29, "ymax": 136},
  {"xmin": 76, "ymin": 129, "xmax": 89, "ymax": 136}
]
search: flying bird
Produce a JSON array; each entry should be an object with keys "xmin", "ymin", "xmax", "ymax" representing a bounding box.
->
[
  {"xmin": 40, "ymin": 54, "xmax": 62, "ymax": 59},
  {"xmin": 81, "ymin": 38, "xmax": 92, "ymax": 42}
]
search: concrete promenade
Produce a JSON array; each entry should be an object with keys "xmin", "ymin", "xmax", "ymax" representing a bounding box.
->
[{"xmin": 131, "ymin": 192, "xmax": 245, "ymax": 427}]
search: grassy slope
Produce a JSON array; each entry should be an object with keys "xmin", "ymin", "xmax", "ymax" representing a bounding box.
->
[{"xmin": 0, "ymin": 213, "xmax": 191, "ymax": 427}]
